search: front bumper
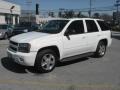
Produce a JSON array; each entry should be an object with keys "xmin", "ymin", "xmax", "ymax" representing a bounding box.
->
[
  {"xmin": 7, "ymin": 48, "xmax": 37, "ymax": 66},
  {"xmin": 108, "ymin": 38, "xmax": 112, "ymax": 47}
]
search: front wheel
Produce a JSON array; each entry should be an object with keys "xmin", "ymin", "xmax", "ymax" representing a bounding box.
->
[
  {"xmin": 35, "ymin": 49, "xmax": 57, "ymax": 73},
  {"xmin": 94, "ymin": 41, "xmax": 106, "ymax": 58}
]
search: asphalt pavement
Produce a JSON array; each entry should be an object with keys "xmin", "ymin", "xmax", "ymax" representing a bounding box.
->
[{"xmin": 0, "ymin": 32, "xmax": 120, "ymax": 90}]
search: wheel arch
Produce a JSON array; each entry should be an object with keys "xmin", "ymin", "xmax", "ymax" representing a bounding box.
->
[
  {"xmin": 99, "ymin": 38, "xmax": 108, "ymax": 46},
  {"xmin": 94, "ymin": 38, "xmax": 108, "ymax": 57},
  {"xmin": 36, "ymin": 45, "xmax": 60, "ymax": 59},
  {"xmin": 34, "ymin": 45, "xmax": 60, "ymax": 72}
]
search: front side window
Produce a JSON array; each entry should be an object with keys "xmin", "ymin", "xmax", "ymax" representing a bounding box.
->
[
  {"xmin": 39, "ymin": 20, "xmax": 69, "ymax": 34},
  {"xmin": 86, "ymin": 20, "xmax": 99, "ymax": 33},
  {"xmin": 66, "ymin": 20, "xmax": 84, "ymax": 35}
]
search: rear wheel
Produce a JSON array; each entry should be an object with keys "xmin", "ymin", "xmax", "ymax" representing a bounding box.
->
[
  {"xmin": 94, "ymin": 41, "xmax": 106, "ymax": 57},
  {"xmin": 35, "ymin": 49, "xmax": 58, "ymax": 73}
]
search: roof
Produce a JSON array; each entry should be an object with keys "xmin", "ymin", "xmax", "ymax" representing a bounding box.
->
[{"xmin": 48, "ymin": 18, "xmax": 104, "ymax": 21}]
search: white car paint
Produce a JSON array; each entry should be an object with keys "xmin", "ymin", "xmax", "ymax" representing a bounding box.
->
[{"xmin": 7, "ymin": 18, "xmax": 112, "ymax": 66}]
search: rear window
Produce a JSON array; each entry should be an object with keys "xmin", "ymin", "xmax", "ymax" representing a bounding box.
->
[{"xmin": 97, "ymin": 21, "xmax": 110, "ymax": 31}]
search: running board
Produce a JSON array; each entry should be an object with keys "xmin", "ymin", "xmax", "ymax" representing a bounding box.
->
[{"xmin": 61, "ymin": 52, "xmax": 94, "ymax": 62}]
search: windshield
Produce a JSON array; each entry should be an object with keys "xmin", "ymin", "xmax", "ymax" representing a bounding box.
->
[
  {"xmin": 39, "ymin": 20, "xmax": 69, "ymax": 34},
  {"xmin": 15, "ymin": 24, "xmax": 29, "ymax": 28}
]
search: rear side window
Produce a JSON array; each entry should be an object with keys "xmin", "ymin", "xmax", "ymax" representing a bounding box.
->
[
  {"xmin": 97, "ymin": 21, "xmax": 110, "ymax": 31},
  {"xmin": 86, "ymin": 20, "xmax": 99, "ymax": 33}
]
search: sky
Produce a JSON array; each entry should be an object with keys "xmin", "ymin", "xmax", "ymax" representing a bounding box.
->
[{"xmin": 5, "ymin": 0, "xmax": 116, "ymax": 11}]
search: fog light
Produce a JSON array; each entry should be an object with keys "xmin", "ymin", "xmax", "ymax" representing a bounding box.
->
[
  {"xmin": 14, "ymin": 56, "xmax": 24, "ymax": 63},
  {"xmin": 19, "ymin": 57, "xmax": 24, "ymax": 62}
]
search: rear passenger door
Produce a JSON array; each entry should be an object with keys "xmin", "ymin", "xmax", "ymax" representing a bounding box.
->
[{"xmin": 85, "ymin": 20, "xmax": 100, "ymax": 52}]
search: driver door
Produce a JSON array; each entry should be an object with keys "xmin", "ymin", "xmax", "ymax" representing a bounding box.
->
[{"xmin": 63, "ymin": 20, "xmax": 88, "ymax": 58}]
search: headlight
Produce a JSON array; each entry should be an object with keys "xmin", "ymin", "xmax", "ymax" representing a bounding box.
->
[{"xmin": 18, "ymin": 43, "xmax": 31, "ymax": 53}]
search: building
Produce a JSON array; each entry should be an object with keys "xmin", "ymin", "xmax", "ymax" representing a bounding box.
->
[
  {"xmin": 20, "ymin": 4, "xmax": 59, "ymax": 24},
  {"xmin": 0, "ymin": 0, "xmax": 21, "ymax": 25}
]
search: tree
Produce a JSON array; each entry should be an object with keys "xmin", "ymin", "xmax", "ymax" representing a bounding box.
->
[
  {"xmin": 48, "ymin": 12, "xmax": 55, "ymax": 17},
  {"xmin": 100, "ymin": 13, "xmax": 112, "ymax": 21},
  {"xmin": 77, "ymin": 12, "xmax": 81, "ymax": 17},
  {"xmin": 93, "ymin": 13, "xmax": 100, "ymax": 18},
  {"xmin": 68, "ymin": 10, "xmax": 74, "ymax": 18},
  {"xmin": 63, "ymin": 10, "xmax": 74, "ymax": 18},
  {"xmin": 58, "ymin": 11, "xmax": 62, "ymax": 18}
]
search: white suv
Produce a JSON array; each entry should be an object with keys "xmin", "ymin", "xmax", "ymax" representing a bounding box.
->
[{"xmin": 7, "ymin": 18, "xmax": 112, "ymax": 73}]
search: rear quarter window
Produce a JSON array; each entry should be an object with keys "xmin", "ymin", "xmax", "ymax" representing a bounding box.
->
[{"xmin": 97, "ymin": 21, "xmax": 110, "ymax": 31}]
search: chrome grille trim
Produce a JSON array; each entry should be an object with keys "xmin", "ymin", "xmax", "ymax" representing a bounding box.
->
[{"xmin": 9, "ymin": 41, "xmax": 18, "ymax": 52}]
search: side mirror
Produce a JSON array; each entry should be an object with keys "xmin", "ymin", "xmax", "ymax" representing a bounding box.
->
[
  {"xmin": 64, "ymin": 29, "xmax": 70, "ymax": 36},
  {"xmin": 64, "ymin": 31, "xmax": 70, "ymax": 40},
  {"xmin": 64, "ymin": 32, "xmax": 69, "ymax": 36}
]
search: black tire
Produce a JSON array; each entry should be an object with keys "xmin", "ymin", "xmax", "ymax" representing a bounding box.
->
[
  {"xmin": 94, "ymin": 41, "xmax": 106, "ymax": 58},
  {"xmin": 4, "ymin": 33, "xmax": 8, "ymax": 39},
  {"xmin": 35, "ymin": 49, "xmax": 58, "ymax": 73}
]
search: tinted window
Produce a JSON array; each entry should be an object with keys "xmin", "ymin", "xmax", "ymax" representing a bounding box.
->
[
  {"xmin": 86, "ymin": 20, "xmax": 99, "ymax": 33},
  {"xmin": 67, "ymin": 20, "xmax": 84, "ymax": 35},
  {"xmin": 0, "ymin": 25, "xmax": 8, "ymax": 29},
  {"xmin": 97, "ymin": 21, "xmax": 110, "ymax": 31}
]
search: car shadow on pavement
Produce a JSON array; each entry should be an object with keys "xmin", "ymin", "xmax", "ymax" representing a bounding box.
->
[
  {"xmin": 1, "ymin": 57, "xmax": 89, "ymax": 74},
  {"xmin": 1, "ymin": 57, "xmax": 40, "ymax": 74},
  {"xmin": 1, "ymin": 57, "xmax": 28, "ymax": 73},
  {"xmin": 0, "ymin": 38, "xmax": 9, "ymax": 40}
]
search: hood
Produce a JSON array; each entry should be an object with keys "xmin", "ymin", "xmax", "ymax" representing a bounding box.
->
[{"xmin": 10, "ymin": 32, "xmax": 51, "ymax": 43}]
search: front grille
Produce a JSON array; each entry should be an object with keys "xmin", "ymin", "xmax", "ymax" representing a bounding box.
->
[
  {"xmin": 10, "ymin": 41, "xmax": 18, "ymax": 46},
  {"xmin": 9, "ymin": 46, "xmax": 17, "ymax": 51},
  {"xmin": 9, "ymin": 41, "xmax": 18, "ymax": 52}
]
